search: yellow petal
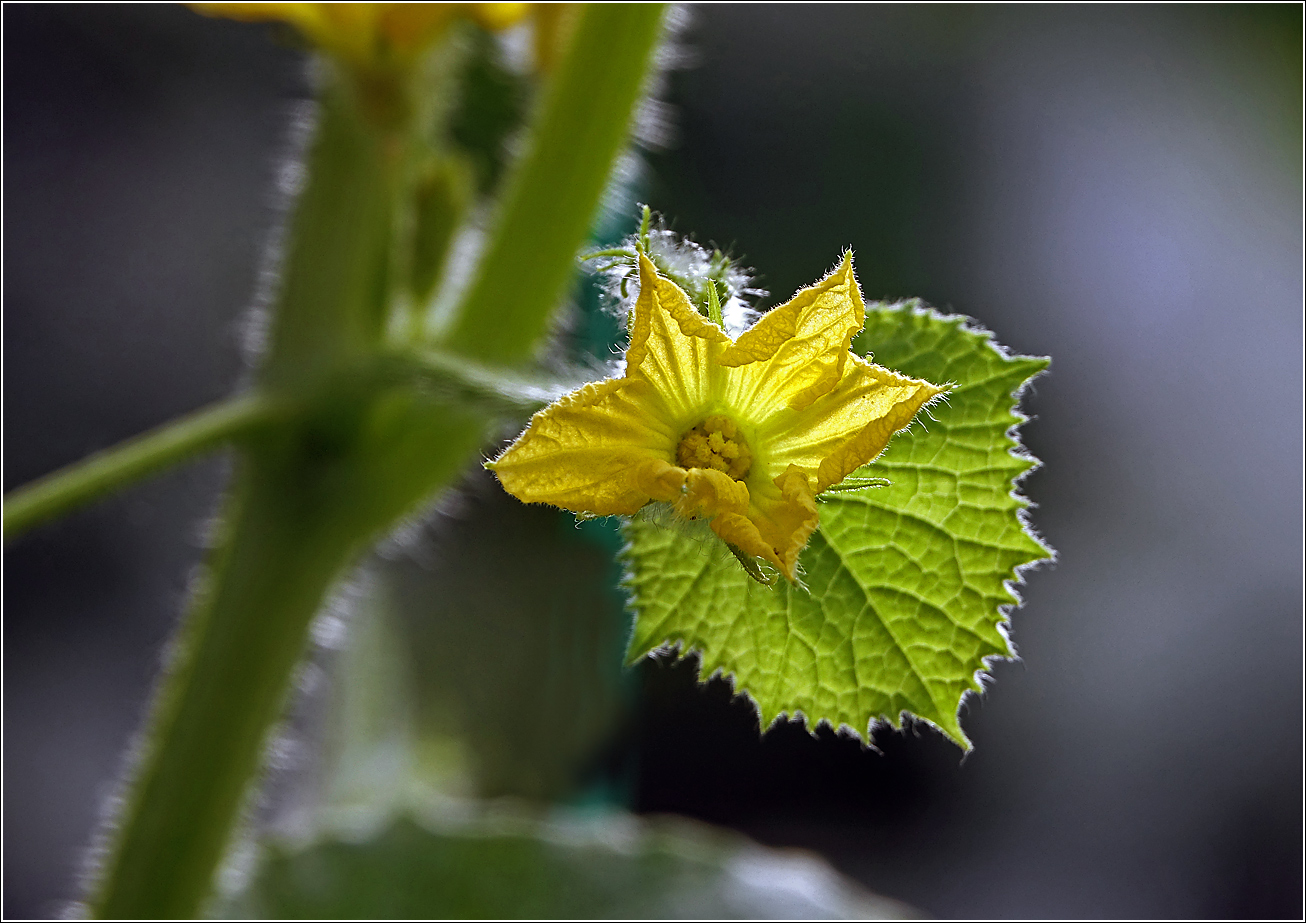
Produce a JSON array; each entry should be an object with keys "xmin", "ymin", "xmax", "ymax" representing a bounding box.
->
[
  {"xmin": 708, "ymin": 512, "xmax": 771, "ymax": 563},
  {"xmin": 532, "ymin": 3, "xmax": 580, "ymax": 72},
  {"xmin": 376, "ymin": 4, "xmax": 458, "ymax": 53},
  {"xmin": 376, "ymin": 3, "xmax": 527, "ymax": 52},
  {"xmin": 763, "ymin": 354, "xmax": 945, "ymax": 492},
  {"xmin": 469, "ymin": 2, "xmax": 531, "ymax": 31},
  {"xmin": 195, "ymin": 2, "xmax": 526, "ymax": 66},
  {"xmin": 713, "ymin": 465, "xmax": 818, "ymax": 581},
  {"xmin": 313, "ymin": 2, "xmax": 382, "ymax": 60},
  {"xmin": 488, "ymin": 377, "xmax": 680, "ymax": 516},
  {"xmin": 718, "ymin": 251, "xmax": 865, "ymax": 413},
  {"xmin": 675, "ymin": 467, "xmax": 750, "ymax": 522},
  {"xmin": 625, "ymin": 253, "xmax": 731, "ymax": 425}
]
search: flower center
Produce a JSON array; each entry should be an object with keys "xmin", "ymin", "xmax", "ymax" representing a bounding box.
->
[{"xmin": 676, "ymin": 415, "xmax": 753, "ymax": 481}]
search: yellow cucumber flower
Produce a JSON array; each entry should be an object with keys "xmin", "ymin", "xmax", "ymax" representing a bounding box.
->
[
  {"xmin": 192, "ymin": 3, "xmax": 529, "ymax": 68},
  {"xmin": 489, "ymin": 253, "xmax": 946, "ymax": 583}
]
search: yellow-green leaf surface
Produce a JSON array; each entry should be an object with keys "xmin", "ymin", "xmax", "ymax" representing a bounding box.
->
[{"xmin": 622, "ymin": 302, "xmax": 1052, "ymax": 747}]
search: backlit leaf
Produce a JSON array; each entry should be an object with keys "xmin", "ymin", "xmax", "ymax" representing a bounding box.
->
[{"xmin": 622, "ymin": 302, "xmax": 1051, "ymax": 747}]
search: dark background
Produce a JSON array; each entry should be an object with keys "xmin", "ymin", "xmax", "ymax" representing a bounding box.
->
[{"xmin": 5, "ymin": 4, "xmax": 1302, "ymax": 919}]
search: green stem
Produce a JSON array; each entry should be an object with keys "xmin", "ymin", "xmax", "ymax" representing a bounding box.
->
[
  {"xmin": 86, "ymin": 67, "xmax": 402, "ymax": 919},
  {"xmin": 442, "ymin": 3, "xmax": 668, "ymax": 364},
  {"xmin": 85, "ymin": 8, "xmax": 667, "ymax": 914},
  {"xmin": 261, "ymin": 71, "xmax": 398, "ymax": 387},
  {"xmin": 1, "ymin": 348, "xmax": 549, "ymax": 545},
  {"xmin": 89, "ymin": 443, "xmax": 369, "ymax": 918},
  {"xmin": 3, "ymin": 394, "xmax": 284, "ymax": 542},
  {"xmin": 396, "ymin": 348, "xmax": 563, "ymax": 414}
]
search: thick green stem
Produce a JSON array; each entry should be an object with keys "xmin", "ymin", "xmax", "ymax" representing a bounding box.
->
[
  {"xmin": 90, "ymin": 447, "xmax": 358, "ymax": 917},
  {"xmin": 86, "ymin": 68, "xmax": 401, "ymax": 919},
  {"xmin": 2, "ymin": 394, "xmax": 283, "ymax": 542},
  {"xmin": 442, "ymin": 3, "xmax": 668, "ymax": 364},
  {"xmin": 85, "ymin": 7, "xmax": 667, "ymax": 916},
  {"xmin": 262, "ymin": 72, "xmax": 398, "ymax": 387}
]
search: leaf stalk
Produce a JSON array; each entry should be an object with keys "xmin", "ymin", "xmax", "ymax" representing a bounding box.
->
[{"xmin": 3, "ymin": 393, "xmax": 286, "ymax": 542}]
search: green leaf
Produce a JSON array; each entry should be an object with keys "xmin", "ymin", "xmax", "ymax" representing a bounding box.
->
[
  {"xmin": 221, "ymin": 809, "xmax": 915, "ymax": 920},
  {"xmin": 317, "ymin": 480, "xmax": 633, "ymax": 810},
  {"xmin": 622, "ymin": 302, "xmax": 1052, "ymax": 748}
]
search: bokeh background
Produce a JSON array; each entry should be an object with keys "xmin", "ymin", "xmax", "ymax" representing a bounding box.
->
[{"xmin": 5, "ymin": 4, "xmax": 1301, "ymax": 918}]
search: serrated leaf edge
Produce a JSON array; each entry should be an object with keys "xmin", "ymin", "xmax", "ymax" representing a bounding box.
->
[{"xmin": 620, "ymin": 298, "xmax": 1057, "ymax": 749}]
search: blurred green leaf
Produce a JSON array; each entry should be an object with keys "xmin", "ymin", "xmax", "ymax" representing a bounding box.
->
[
  {"xmin": 386, "ymin": 477, "xmax": 632, "ymax": 801},
  {"xmin": 622, "ymin": 303, "xmax": 1051, "ymax": 747},
  {"xmin": 317, "ymin": 473, "xmax": 632, "ymax": 810},
  {"xmin": 224, "ymin": 809, "xmax": 916, "ymax": 920}
]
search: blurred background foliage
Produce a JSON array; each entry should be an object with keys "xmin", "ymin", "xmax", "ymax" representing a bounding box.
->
[{"xmin": 4, "ymin": 3, "xmax": 1302, "ymax": 918}]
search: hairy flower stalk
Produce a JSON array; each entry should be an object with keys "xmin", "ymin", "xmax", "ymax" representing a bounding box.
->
[{"xmin": 489, "ymin": 252, "xmax": 945, "ymax": 582}]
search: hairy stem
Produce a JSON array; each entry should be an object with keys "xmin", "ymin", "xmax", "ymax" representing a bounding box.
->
[
  {"xmin": 442, "ymin": 3, "xmax": 668, "ymax": 364},
  {"xmin": 3, "ymin": 393, "xmax": 284, "ymax": 542},
  {"xmin": 84, "ymin": 7, "xmax": 667, "ymax": 915},
  {"xmin": 86, "ymin": 70, "xmax": 399, "ymax": 919},
  {"xmin": 2, "ymin": 348, "xmax": 547, "ymax": 544},
  {"xmin": 90, "ymin": 449, "xmax": 361, "ymax": 918}
]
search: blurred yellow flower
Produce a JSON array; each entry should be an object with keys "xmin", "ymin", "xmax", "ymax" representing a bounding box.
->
[
  {"xmin": 193, "ymin": 3, "xmax": 529, "ymax": 67},
  {"xmin": 489, "ymin": 252, "xmax": 945, "ymax": 582}
]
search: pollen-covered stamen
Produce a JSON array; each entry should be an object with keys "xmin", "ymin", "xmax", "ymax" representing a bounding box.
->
[{"xmin": 676, "ymin": 415, "xmax": 753, "ymax": 481}]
